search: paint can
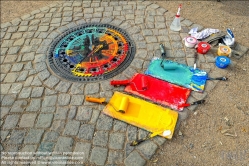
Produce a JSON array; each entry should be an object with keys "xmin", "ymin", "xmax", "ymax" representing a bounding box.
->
[
  {"xmin": 217, "ymin": 45, "xmax": 231, "ymax": 56},
  {"xmin": 215, "ymin": 56, "xmax": 231, "ymax": 69},
  {"xmin": 184, "ymin": 36, "xmax": 197, "ymax": 48},
  {"xmin": 196, "ymin": 42, "xmax": 211, "ymax": 54}
]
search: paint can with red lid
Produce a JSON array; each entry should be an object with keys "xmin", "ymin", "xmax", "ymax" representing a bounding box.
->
[{"xmin": 196, "ymin": 42, "xmax": 211, "ymax": 54}]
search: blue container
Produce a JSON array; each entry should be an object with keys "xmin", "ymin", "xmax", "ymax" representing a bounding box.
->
[{"xmin": 215, "ymin": 56, "xmax": 230, "ymax": 69}]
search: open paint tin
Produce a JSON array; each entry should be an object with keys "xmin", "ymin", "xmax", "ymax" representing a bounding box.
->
[{"xmin": 215, "ymin": 56, "xmax": 230, "ymax": 69}]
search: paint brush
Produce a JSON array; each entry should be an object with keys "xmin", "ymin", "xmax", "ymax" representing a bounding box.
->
[
  {"xmin": 194, "ymin": 52, "xmax": 197, "ymax": 69},
  {"xmin": 130, "ymin": 131, "xmax": 170, "ymax": 146},
  {"xmin": 160, "ymin": 43, "xmax": 166, "ymax": 67},
  {"xmin": 179, "ymin": 99, "xmax": 205, "ymax": 108},
  {"xmin": 207, "ymin": 77, "xmax": 228, "ymax": 81}
]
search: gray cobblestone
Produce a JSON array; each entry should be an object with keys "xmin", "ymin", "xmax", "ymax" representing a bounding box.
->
[
  {"xmin": 24, "ymin": 129, "xmax": 44, "ymax": 144},
  {"xmin": 24, "ymin": 61, "xmax": 33, "ymax": 70},
  {"xmin": 36, "ymin": 114, "xmax": 54, "ymax": 128},
  {"xmin": 127, "ymin": 125, "xmax": 137, "ymax": 141},
  {"xmin": 41, "ymin": 107, "xmax": 55, "ymax": 113},
  {"xmin": 4, "ymin": 73, "xmax": 19, "ymax": 83},
  {"xmin": 31, "ymin": 87, "xmax": 44, "ymax": 98},
  {"xmin": 90, "ymin": 147, "xmax": 108, "ymax": 165},
  {"xmin": 1, "ymin": 64, "xmax": 11, "ymax": 74},
  {"xmin": 34, "ymin": 62, "xmax": 47, "ymax": 72},
  {"xmin": 37, "ymin": 142, "xmax": 54, "ymax": 154},
  {"xmin": 96, "ymin": 113, "xmax": 113, "ymax": 130},
  {"xmin": 37, "ymin": 69, "xmax": 50, "ymax": 81},
  {"xmin": 42, "ymin": 95, "xmax": 57, "ymax": 107},
  {"xmin": 3, "ymin": 55, "xmax": 17, "ymax": 63},
  {"xmin": 93, "ymin": 130, "xmax": 109, "ymax": 146},
  {"xmin": 90, "ymin": 109, "xmax": 100, "ymax": 124},
  {"xmin": 26, "ymin": 99, "xmax": 41, "ymax": 112},
  {"xmin": 123, "ymin": 67, "xmax": 137, "ymax": 78},
  {"xmin": 63, "ymin": 120, "xmax": 80, "ymax": 136},
  {"xmin": 18, "ymin": 26, "xmax": 28, "ymax": 32},
  {"xmin": 9, "ymin": 100, "xmax": 27, "ymax": 113},
  {"xmin": 19, "ymin": 113, "xmax": 37, "ymax": 128},
  {"xmin": 172, "ymin": 41, "xmax": 183, "ymax": 49},
  {"xmin": 68, "ymin": 106, "xmax": 76, "ymax": 119},
  {"xmin": 13, "ymin": 38, "xmax": 25, "ymax": 46},
  {"xmin": 54, "ymin": 107, "xmax": 68, "ymax": 120},
  {"xmin": 1, "ymin": 130, "xmax": 10, "ymax": 141},
  {"xmin": 45, "ymin": 88, "xmax": 57, "ymax": 95},
  {"xmin": 58, "ymin": 93, "xmax": 70, "ymax": 106},
  {"xmin": 11, "ymin": 33, "xmax": 23, "ymax": 39},
  {"xmin": 54, "ymin": 137, "xmax": 73, "ymax": 152},
  {"xmin": 76, "ymin": 107, "xmax": 92, "ymax": 121},
  {"xmin": 21, "ymin": 145, "xmax": 37, "ymax": 156},
  {"xmin": 31, "ymin": 76, "xmax": 42, "ymax": 86},
  {"xmin": 8, "ymin": 46, "xmax": 20, "ymax": 54},
  {"xmin": 74, "ymin": 142, "xmax": 91, "ymax": 162},
  {"xmin": 131, "ymin": 58, "xmax": 144, "ymax": 70},
  {"xmin": 3, "ymin": 114, "xmax": 20, "ymax": 129},
  {"xmin": 124, "ymin": 150, "xmax": 146, "ymax": 166},
  {"xmin": 109, "ymin": 133, "xmax": 125, "ymax": 150},
  {"xmin": 16, "ymin": 71, "xmax": 29, "ymax": 81},
  {"xmin": 113, "ymin": 120, "xmax": 127, "ymax": 132},
  {"xmin": 18, "ymin": 87, "xmax": 32, "ymax": 99},
  {"xmin": 78, "ymin": 124, "xmax": 95, "ymax": 140},
  {"xmin": 70, "ymin": 95, "xmax": 84, "ymax": 106},
  {"xmin": 43, "ymin": 131, "xmax": 59, "ymax": 142},
  {"xmin": 136, "ymin": 140, "xmax": 158, "ymax": 159},
  {"xmin": 51, "ymin": 120, "xmax": 65, "ymax": 133},
  {"xmin": 0, "ymin": 107, "xmax": 10, "ymax": 118},
  {"xmin": 0, "ymin": 84, "xmax": 11, "ymax": 94},
  {"xmin": 0, "ymin": 74, "xmax": 6, "ymax": 82},
  {"xmin": 8, "ymin": 46, "xmax": 20, "ymax": 55},
  {"xmin": 1, "ymin": 40, "xmax": 14, "ymax": 48},
  {"xmin": 44, "ymin": 75, "xmax": 60, "ymax": 88},
  {"xmin": 70, "ymin": 83, "xmax": 84, "ymax": 94},
  {"xmin": 107, "ymin": 150, "xmax": 124, "ymax": 165},
  {"xmin": 8, "ymin": 130, "xmax": 26, "ymax": 144}
]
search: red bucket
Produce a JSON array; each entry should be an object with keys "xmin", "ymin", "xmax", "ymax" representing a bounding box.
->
[{"xmin": 197, "ymin": 42, "xmax": 211, "ymax": 54}]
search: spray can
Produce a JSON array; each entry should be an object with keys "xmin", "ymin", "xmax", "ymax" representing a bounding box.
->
[{"xmin": 170, "ymin": 4, "xmax": 182, "ymax": 31}]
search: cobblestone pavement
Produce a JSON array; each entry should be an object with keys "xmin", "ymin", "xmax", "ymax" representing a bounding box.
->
[{"xmin": 0, "ymin": 1, "xmax": 246, "ymax": 165}]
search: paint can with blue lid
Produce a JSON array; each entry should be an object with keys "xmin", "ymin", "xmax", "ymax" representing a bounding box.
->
[{"xmin": 215, "ymin": 56, "xmax": 231, "ymax": 69}]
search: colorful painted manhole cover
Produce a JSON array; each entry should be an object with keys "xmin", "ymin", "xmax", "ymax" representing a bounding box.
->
[{"xmin": 47, "ymin": 23, "xmax": 136, "ymax": 82}]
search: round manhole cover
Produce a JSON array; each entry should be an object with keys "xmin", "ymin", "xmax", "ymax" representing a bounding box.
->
[{"xmin": 47, "ymin": 23, "xmax": 136, "ymax": 82}]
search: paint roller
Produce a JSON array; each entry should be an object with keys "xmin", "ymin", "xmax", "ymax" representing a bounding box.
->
[
  {"xmin": 159, "ymin": 43, "xmax": 178, "ymax": 70},
  {"xmin": 130, "ymin": 130, "xmax": 172, "ymax": 146},
  {"xmin": 85, "ymin": 96, "xmax": 129, "ymax": 113},
  {"xmin": 110, "ymin": 75, "xmax": 149, "ymax": 91}
]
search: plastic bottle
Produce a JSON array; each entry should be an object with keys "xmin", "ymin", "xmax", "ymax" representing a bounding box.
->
[{"xmin": 170, "ymin": 4, "xmax": 182, "ymax": 31}]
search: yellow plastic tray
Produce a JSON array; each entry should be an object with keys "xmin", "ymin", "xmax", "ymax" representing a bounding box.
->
[{"xmin": 103, "ymin": 92, "xmax": 178, "ymax": 139}]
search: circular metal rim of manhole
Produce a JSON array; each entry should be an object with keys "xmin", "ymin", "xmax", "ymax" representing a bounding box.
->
[{"xmin": 47, "ymin": 23, "xmax": 136, "ymax": 82}]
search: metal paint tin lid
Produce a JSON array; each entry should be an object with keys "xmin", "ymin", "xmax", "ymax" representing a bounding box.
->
[{"xmin": 215, "ymin": 56, "xmax": 231, "ymax": 69}]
